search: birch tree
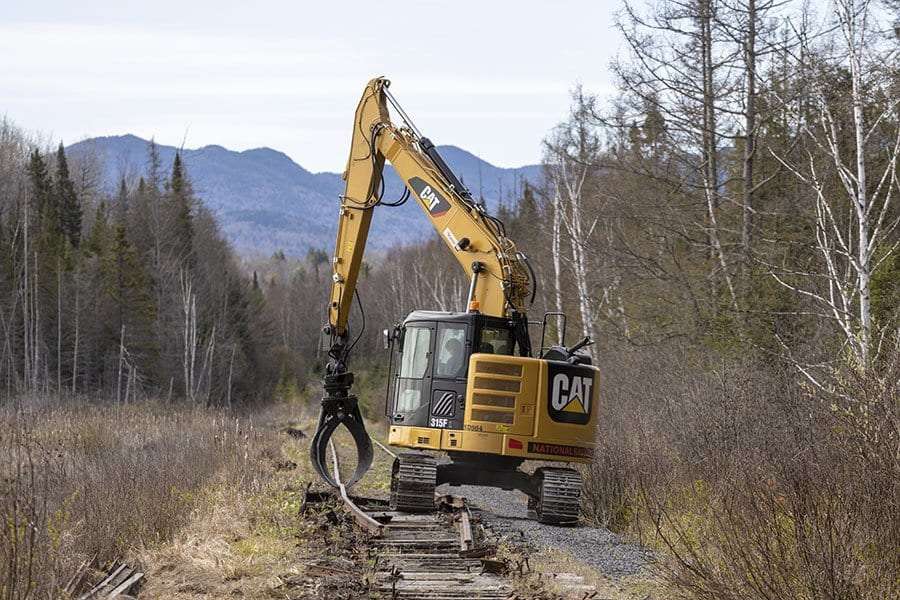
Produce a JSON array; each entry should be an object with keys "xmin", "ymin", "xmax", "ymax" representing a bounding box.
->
[
  {"xmin": 181, "ymin": 269, "xmax": 198, "ymax": 403},
  {"xmin": 544, "ymin": 90, "xmax": 603, "ymax": 357},
  {"xmin": 770, "ymin": 0, "xmax": 900, "ymax": 373}
]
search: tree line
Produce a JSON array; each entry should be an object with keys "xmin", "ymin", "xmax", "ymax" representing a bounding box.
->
[
  {"xmin": 0, "ymin": 122, "xmax": 276, "ymax": 404},
  {"xmin": 258, "ymin": 0, "xmax": 898, "ymax": 396},
  {"xmin": 8, "ymin": 0, "xmax": 892, "ymax": 412}
]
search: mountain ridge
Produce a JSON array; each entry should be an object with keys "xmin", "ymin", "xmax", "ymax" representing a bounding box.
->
[{"xmin": 68, "ymin": 135, "xmax": 541, "ymax": 257}]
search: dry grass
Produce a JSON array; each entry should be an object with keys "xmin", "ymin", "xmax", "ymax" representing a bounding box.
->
[
  {"xmin": 581, "ymin": 348, "xmax": 900, "ymax": 600},
  {"xmin": 0, "ymin": 397, "xmax": 281, "ymax": 599},
  {"xmin": 136, "ymin": 403, "xmax": 386, "ymax": 599},
  {"xmin": 137, "ymin": 473, "xmax": 302, "ymax": 598}
]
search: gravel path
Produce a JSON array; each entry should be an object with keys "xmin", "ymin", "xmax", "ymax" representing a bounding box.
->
[{"xmin": 438, "ymin": 482, "xmax": 654, "ymax": 578}]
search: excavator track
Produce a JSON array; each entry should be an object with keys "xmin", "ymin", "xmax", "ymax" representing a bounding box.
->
[
  {"xmin": 390, "ymin": 453, "xmax": 438, "ymax": 513},
  {"xmin": 534, "ymin": 467, "xmax": 582, "ymax": 525}
]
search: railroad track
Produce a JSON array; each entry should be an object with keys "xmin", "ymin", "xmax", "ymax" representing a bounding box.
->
[
  {"xmin": 326, "ymin": 443, "xmax": 597, "ymax": 600},
  {"xmin": 328, "ymin": 442, "xmax": 510, "ymax": 598}
]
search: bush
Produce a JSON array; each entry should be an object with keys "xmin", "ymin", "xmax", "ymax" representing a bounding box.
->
[{"xmin": 583, "ymin": 346, "xmax": 899, "ymax": 599}]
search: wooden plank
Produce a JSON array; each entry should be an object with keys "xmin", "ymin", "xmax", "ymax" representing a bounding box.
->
[
  {"xmin": 104, "ymin": 567, "xmax": 134, "ymax": 591},
  {"xmin": 79, "ymin": 564, "xmax": 126, "ymax": 599},
  {"xmin": 106, "ymin": 571, "xmax": 143, "ymax": 598},
  {"xmin": 64, "ymin": 557, "xmax": 93, "ymax": 594}
]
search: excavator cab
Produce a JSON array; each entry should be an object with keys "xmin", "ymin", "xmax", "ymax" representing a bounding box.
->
[
  {"xmin": 384, "ymin": 311, "xmax": 528, "ymax": 432},
  {"xmin": 379, "ymin": 309, "xmax": 598, "ymax": 523}
]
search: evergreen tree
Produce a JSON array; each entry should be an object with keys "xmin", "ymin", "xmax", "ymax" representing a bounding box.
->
[
  {"xmin": 27, "ymin": 149, "xmax": 53, "ymax": 227},
  {"xmin": 641, "ymin": 95, "xmax": 666, "ymax": 154},
  {"xmin": 507, "ymin": 182, "xmax": 540, "ymax": 244},
  {"xmin": 147, "ymin": 139, "xmax": 161, "ymax": 192},
  {"xmin": 306, "ymin": 248, "xmax": 329, "ymax": 281},
  {"xmin": 110, "ymin": 210, "xmax": 157, "ymax": 376},
  {"xmin": 518, "ymin": 182, "xmax": 539, "ymax": 224},
  {"xmin": 168, "ymin": 153, "xmax": 194, "ymax": 267},
  {"xmin": 86, "ymin": 201, "xmax": 111, "ymax": 256},
  {"xmin": 54, "ymin": 143, "xmax": 82, "ymax": 247},
  {"xmin": 115, "ymin": 177, "xmax": 129, "ymax": 224}
]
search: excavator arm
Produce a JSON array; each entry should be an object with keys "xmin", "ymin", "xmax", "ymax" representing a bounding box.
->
[
  {"xmin": 310, "ymin": 77, "xmax": 531, "ymax": 488},
  {"xmin": 328, "ymin": 77, "xmax": 529, "ymax": 336}
]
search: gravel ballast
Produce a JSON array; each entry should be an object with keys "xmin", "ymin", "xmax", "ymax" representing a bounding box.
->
[{"xmin": 438, "ymin": 482, "xmax": 654, "ymax": 578}]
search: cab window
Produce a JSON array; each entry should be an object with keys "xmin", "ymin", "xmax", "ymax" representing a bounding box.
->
[
  {"xmin": 478, "ymin": 326, "xmax": 514, "ymax": 355},
  {"xmin": 396, "ymin": 326, "xmax": 431, "ymax": 413},
  {"xmin": 399, "ymin": 326, "xmax": 431, "ymax": 379},
  {"xmin": 435, "ymin": 323, "xmax": 467, "ymax": 379}
]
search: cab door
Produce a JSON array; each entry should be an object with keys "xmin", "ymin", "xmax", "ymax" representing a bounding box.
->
[
  {"xmin": 429, "ymin": 322, "xmax": 470, "ymax": 430},
  {"xmin": 389, "ymin": 323, "xmax": 434, "ymax": 428}
]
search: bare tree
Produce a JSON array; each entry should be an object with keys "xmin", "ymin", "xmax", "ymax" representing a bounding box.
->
[
  {"xmin": 770, "ymin": 0, "xmax": 900, "ymax": 375},
  {"xmin": 181, "ymin": 269, "xmax": 198, "ymax": 403},
  {"xmin": 718, "ymin": 0, "xmax": 787, "ymax": 267},
  {"xmin": 615, "ymin": 0, "xmax": 742, "ymax": 311},
  {"xmin": 544, "ymin": 90, "xmax": 604, "ymax": 356}
]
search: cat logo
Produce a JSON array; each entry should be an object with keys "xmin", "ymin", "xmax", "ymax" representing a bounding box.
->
[
  {"xmin": 421, "ymin": 186, "xmax": 440, "ymax": 210},
  {"xmin": 408, "ymin": 176, "xmax": 450, "ymax": 216},
  {"xmin": 547, "ymin": 365, "xmax": 594, "ymax": 425}
]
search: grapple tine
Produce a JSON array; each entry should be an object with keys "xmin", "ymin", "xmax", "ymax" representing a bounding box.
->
[
  {"xmin": 310, "ymin": 408, "xmax": 373, "ymax": 489},
  {"xmin": 310, "ymin": 412, "xmax": 338, "ymax": 488},
  {"xmin": 309, "ymin": 369, "xmax": 373, "ymax": 489}
]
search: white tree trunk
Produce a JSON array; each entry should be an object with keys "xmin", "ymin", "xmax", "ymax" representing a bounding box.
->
[
  {"xmin": 22, "ymin": 199, "xmax": 30, "ymax": 391},
  {"xmin": 550, "ymin": 190, "xmax": 565, "ymax": 347},
  {"xmin": 555, "ymin": 153, "xmax": 599, "ymax": 359},
  {"xmin": 181, "ymin": 270, "xmax": 198, "ymax": 403},
  {"xmin": 844, "ymin": 0, "xmax": 871, "ymax": 366},
  {"xmin": 71, "ymin": 279, "xmax": 79, "ymax": 395},
  {"xmin": 56, "ymin": 259, "xmax": 63, "ymax": 398},
  {"xmin": 116, "ymin": 324, "xmax": 126, "ymax": 404}
]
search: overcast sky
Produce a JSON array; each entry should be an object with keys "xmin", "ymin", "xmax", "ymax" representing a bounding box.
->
[{"xmin": 1, "ymin": 0, "xmax": 619, "ymax": 172}]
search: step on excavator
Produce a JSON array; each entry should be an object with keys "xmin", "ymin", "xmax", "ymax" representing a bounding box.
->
[{"xmin": 310, "ymin": 77, "xmax": 599, "ymax": 524}]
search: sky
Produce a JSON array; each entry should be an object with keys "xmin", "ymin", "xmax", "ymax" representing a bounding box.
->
[{"xmin": 0, "ymin": 0, "xmax": 619, "ymax": 172}]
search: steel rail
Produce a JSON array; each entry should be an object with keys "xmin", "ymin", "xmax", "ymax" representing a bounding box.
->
[
  {"xmin": 459, "ymin": 506, "xmax": 474, "ymax": 552},
  {"xmin": 372, "ymin": 437, "xmax": 398, "ymax": 459},
  {"xmin": 329, "ymin": 440, "xmax": 383, "ymax": 536}
]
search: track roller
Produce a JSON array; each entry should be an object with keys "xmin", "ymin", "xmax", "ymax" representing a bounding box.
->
[
  {"xmin": 534, "ymin": 467, "xmax": 582, "ymax": 525},
  {"xmin": 390, "ymin": 452, "xmax": 437, "ymax": 512}
]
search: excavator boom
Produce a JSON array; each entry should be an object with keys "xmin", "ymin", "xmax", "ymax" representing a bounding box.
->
[{"xmin": 327, "ymin": 77, "xmax": 529, "ymax": 338}]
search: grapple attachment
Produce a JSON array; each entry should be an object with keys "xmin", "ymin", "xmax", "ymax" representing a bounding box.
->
[{"xmin": 309, "ymin": 370, "xmax": 373, "ymax": 488}]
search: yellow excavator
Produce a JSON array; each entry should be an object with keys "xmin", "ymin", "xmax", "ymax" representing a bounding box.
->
[{"xmin": 311, "ymin": 77, "xmax": 599, "ymax": 523}]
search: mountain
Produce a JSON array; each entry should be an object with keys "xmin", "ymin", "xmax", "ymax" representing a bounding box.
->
[{"xmin": 67, "ymin": 135, "xmax": 541, "ymax": 257}]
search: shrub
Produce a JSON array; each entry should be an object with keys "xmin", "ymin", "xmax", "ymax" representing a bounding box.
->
[{"xmin": 583, "ymin": 346, "xmax": 899, "ymax": 599}]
